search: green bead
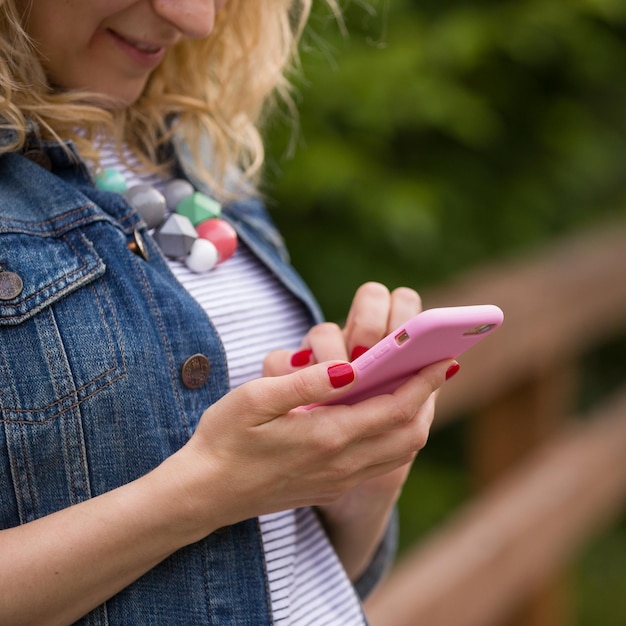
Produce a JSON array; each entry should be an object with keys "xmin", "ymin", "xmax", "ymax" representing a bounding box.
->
[
  {"xmin": 176, "ymin": 192, "xmax": 221, "ymax": 226},
  {"xmin": 94, "ymin": 169, "xmax": 127, "ymax": 193}
]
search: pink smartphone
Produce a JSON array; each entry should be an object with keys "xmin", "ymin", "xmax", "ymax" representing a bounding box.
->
[{"xmin": 320, "ymin": 304, "xmax": 504, "ymax": 406}]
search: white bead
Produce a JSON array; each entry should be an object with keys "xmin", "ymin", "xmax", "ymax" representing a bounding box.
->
[{"xmin": 185, "ymin": 238, "xmax": 219, "ymax": 273}]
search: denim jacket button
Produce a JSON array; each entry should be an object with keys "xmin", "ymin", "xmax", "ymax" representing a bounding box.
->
[
  {"xmin": 128, "ymin": 230, "xmax": 150, "ymax": 261},
  {"xmin": 181, "ymin": 354, "xmax": 211, "ymax": 389},
  {"xmin": 0, "ymin": 270, "xmax": 23, "ymax": 300},
  {"xmin": 23, "ymin": 149, "xmax": 52, "ymax": 171}
]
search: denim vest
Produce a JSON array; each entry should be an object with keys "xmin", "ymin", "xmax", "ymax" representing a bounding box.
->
[{"xmin": 0, "ymin": 137, "xmax": 392, "ymax": 624}]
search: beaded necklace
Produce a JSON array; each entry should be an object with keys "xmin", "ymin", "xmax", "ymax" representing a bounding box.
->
[{"xmin": 95, "ymin": 169, "xmax": 238, "ymax": 273}]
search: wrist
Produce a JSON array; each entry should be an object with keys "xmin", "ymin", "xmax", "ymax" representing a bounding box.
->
[
  {"xmin": 318, "ymin": 484, "xmax": 400, "ymax": 527},
  {"xmin": 136, "ymin": 448, "xmax": 226, "ymax": 549},
  {"xmin": 316, "ymin": 490, "xmax": 398, "ymax": 583}
]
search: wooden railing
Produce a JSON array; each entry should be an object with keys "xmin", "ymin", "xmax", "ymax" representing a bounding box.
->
[{"xmin": 364, "ymin": 218, "xmax": 626, "ymax": 626}]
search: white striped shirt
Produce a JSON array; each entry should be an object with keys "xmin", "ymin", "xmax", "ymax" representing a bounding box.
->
[{"xmin": 96, "ymin": 145, "xmax": 366, "ymax": 625}]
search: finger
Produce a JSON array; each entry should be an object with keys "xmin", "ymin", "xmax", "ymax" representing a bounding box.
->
[
  {"xmin": 369, "ymin": 393, "xmax": 437, "ymax": 456},
  {"xmin": 262, "ymin": 349, "xmax": 301, "ymax": 377},
  {"xmin": 340, "ymin": 358, "xmax": 456, "ymax": 438},
  {"xmin": 317, "ymin": 390, "xmax": 437, "ymax": 483},
  {"xmin": 348, "ymin": 404, "xmax": 433, "ymax": 483},
  {"xmin": 303, "ymin": 322, "xmax": 348, "ymax": 363},
  {"xmin": 263, "ymin": 321, "xmax": 348, "ymax": 377},
  {"xmin": 387, "ymin": 287, "xmax": 422, "ymax": 332},
  {"xmin": 237, "ymin": 360, "xmax": 357, "ymax": 421},
  {"xmin": 343, "ymin": 282, "xmax": 391, "ymax": 358},
  {"xmin": 390, "ymin": 359, "xmax": 456, "ymax": 426}
]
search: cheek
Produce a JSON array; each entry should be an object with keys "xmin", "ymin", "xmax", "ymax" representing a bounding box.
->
[
  {"xmin": 215, "ymin": 0, "xmax": 229, "ymax": 14},
  {"xmin": 23, "ymin": 8, "xmax": 92, "ymax": 77}
]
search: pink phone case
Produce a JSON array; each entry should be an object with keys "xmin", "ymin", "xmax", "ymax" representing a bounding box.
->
[{"xmin": 320, "ymin": 304, "xmax": 504, "ymax": 406}]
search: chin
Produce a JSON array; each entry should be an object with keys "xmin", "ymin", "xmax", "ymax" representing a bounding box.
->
[
  {"xmin": 68, "ymin": 91, "xmax": 137, "ymax": 111},
  {"xmin": 77, "ymin": 73, "xmax": 149, "ymax": 109},
  {"xmin": 48, "ymin": 69, "xmax": 148, "ymax": 110}
]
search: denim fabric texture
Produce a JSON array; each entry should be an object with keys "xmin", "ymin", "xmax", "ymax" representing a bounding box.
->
[{"xmin": 0, "ymin": 135, "xmax": 392, "ymax": 624}]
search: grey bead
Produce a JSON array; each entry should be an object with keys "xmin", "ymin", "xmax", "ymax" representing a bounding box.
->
[
  {"xmin": 163, "ymin": 179, "xmax": 195, "ymax": 212},
  {"xmin": 153, "ymin": 213, "xmax": 198, "ymax": 258},
  {"xmin": 124, "ymin": 184, "xmax": 167, "ymax": 229}
]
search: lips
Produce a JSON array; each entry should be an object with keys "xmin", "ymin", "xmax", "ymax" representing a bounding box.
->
[
  {"xmin": 110, "ymin": 30, "xmax": 164, "ymax": 54},
  {"xmin": 106, "ymin": 28, "xmax": 168, "ymax": 69},
  {"xmin": 127, "ymin": 39, "xmax": 162, "ymax": 53}
]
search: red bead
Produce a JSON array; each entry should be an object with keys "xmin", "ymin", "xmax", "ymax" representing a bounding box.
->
[{"xmin": 195, "ymin": 218, "xmax": 238, "ymax": 263}]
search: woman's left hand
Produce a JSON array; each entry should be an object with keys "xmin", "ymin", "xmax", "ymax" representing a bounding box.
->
[
  {"xmin": 263, "ymin": 282, "xmax": 433, "ymax": 581},
  {"xmin": 264, "ymin": 281, "xmax": 423, "ymax": 372}
]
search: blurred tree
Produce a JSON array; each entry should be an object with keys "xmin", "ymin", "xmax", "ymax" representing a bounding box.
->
[{"xmin": 264, "ymin": 0, "xmax": 626, "ymax": 321}]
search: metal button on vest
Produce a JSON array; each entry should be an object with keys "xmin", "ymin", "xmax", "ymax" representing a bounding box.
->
[
  {"xmin": 0, "ymin": 270, "xmax": 23, "ymax": 300},
  {"xmin": 23, "ymin": 149, "xmax": 52, "ymax": 171},
  {"xmin": 181, "ymin": 354, "xmax": 211, "ymax": 389},
  {"xmin": 128, "ymin": 230, "xmax": 150, "ymax": 261}
]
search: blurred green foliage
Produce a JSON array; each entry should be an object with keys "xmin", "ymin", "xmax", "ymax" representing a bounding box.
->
[
  {"xmin": 263, "ymin": 1, "xmax": 626, "ymax": 623},
  {"xmin": 264, "ymin": 0, "xmax": 626, "ymax": 321},
  {"xmin": 576, "ymin": 516, "xmax": 626, "ymax": 625}
]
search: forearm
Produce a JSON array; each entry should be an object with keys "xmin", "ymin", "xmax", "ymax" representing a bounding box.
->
[
  {"xmin": 317, "ymin": 486, "xmax": 399, "ymax": 585},
  {"xmin": 0, "ymin": 453, "xmax": 212, "ymax": 626}
]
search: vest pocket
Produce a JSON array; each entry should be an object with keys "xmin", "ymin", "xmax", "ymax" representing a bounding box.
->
[{"xmin": 0, "ymin": 229, "xmax": 125, "ymax": 424}]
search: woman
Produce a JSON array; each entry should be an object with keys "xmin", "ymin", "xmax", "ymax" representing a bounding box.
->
[{"xmin": 0, "ymin": 1, "xmax": 459, "ymax": 624}]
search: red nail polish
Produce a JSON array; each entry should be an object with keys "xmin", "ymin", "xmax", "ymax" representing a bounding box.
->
[
  {"xmin": 328, "ymin": 363, "xmax": 355, "ymax": 388},
  {"xmin": 446, "ymin": 362, "xmax": 461, "ymax": 380},
  {"xmin": 291, "ymin": 349, "xmax": 313, "ymax": 367},
  {"xmin": 350, "ymin": 345, "xmax": 369, "ymax": 361}
]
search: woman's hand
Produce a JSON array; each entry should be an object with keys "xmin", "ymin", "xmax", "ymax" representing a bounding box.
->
[
  {"xmin": 171, "ymin": 280, "xmax": 454, "ymax": 548},
  {"xmin": 263, "ymin": 281, "xmax": 423, "ymax": 372},
  {"xmin": 260, "ymin": 281, "xmax": 456, "ymax": 581},
  {"xmin": 171, "ymin": 351, "xmax": 454, "ymax": 544}
]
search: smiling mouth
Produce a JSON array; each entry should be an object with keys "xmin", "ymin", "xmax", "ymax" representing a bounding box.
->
[{"xmin": 109, "ymin": 29, "xmax": 164, "ymax": 55}]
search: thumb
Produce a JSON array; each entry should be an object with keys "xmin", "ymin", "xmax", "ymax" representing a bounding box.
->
[{"xmin": 252, "ymin": 361, "xmax": 356, "ymax": 418}]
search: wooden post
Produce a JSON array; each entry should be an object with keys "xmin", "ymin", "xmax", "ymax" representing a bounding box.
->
[
  {"xmin": 469, "ymin": 365, "xmax": 578, "ymax": 484},
  {"xmin": 468, "ymin": 365, "xmax": 578, "ymax": 625},
  {"xmin": 505, "ymin": 576, "xmax": 573, "ymax": 626}
]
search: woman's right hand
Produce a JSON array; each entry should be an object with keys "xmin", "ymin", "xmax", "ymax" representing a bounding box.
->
[{"xmin": 168, "ymin": 355, "xmax": 454, "ymax": 543}]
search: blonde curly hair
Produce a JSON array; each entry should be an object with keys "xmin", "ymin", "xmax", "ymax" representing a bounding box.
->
[{"xmin": 0, "ymin": 0, "xmax": 328, "ymax": 196}]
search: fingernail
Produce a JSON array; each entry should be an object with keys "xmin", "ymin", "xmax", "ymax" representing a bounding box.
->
[
  {"xmin": 291, "ymin": 349, "xmax": 313, "ymax": 367},
  {"xmin": 350, "ymin": 345, "xmax": 369, "ymax": 361},
  {"xmin": 328, "ymin": 363, "xmax": 355, "ymax": 388},
  {"xmin": 446, "ymin": 362, "xmax": 461, "ymax": 381}
]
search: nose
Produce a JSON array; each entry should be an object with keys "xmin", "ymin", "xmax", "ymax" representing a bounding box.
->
[{"xmin": 151, "ymin": 0, "xmax": 222, "ymax": 39}]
